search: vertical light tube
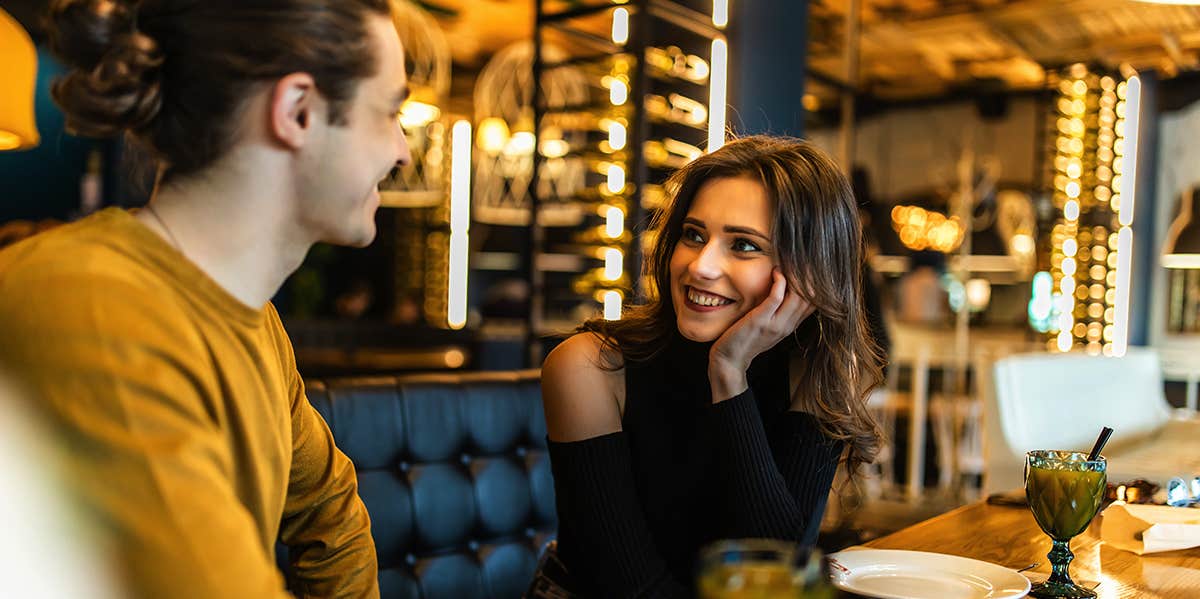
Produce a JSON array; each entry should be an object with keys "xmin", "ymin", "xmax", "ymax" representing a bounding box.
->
[
  {"xmin": 608, "ymin": 120, "xmax": 627, "ymax": 150},
  {"xmin": 1112, "ymin": 75, "xmax": 1139, "ymax": 356},
  {"xmin": 607, "ymin": 163, "xmax": 625, "ymax": 194},
  {"xmin": 712, "ymin": 0, "xmax": 729, "ymax": 28},
  {"xmin": 707, "ymin": 38, "xmax": 727, "ymax": 153},
  {"xmin": 609, "ymin": 79, "xmax": 628, "ymax": 106},
  {"xmin": 447, "ymin": 119, "xmax": 471, "ymax": 330},
  {"xmin": 1112, "ymin": 227, "xmax": 1133, "ymax": 357},
  {"xmin": 603, "ymin": 290, "xmax": 622, "ymax": 321},
  {"xmin": 611, "ymin": 7, "xmax": 629, "ymax": 45},
  {"xmin": 605, "ymin": 206, "xmax": 624, "ymax": 238},
  {"xmin": 1117, "ymin": 76, "xmax": 1140, "ymax": 228},
  {"xmin": 603, "ymin": 248, "xmax": 623, "ymax": 280}
]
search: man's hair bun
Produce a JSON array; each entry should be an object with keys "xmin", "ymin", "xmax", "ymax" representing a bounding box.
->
[{"xmin": 48, "ymin": 0, "xmax": 164, "ymax": 137}]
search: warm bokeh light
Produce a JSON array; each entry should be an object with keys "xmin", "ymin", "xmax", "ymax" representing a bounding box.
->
[
  {"xmin": 399, "ymin": 100, "xmax": 441, "ymax": 129},
  {"xmin": 475, "ymin": 117, "xmax": 509, "ymax": 155},
  {"xmin": 890, "ymin": 205, "xmax": 965, "ymax": 253}
]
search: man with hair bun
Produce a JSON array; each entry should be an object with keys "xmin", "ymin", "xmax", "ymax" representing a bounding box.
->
[{"xmin": 0, "ymin": 0, "xmax": 412, "ymax": 597}]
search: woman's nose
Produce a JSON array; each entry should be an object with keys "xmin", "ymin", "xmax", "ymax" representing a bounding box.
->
[{"xmin": 688, "ymin": 241, "xmax": 723, "ymax": 280}]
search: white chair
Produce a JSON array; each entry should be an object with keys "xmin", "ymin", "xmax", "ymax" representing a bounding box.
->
[
  {"xmin": 985, "ymin": 348, "xmax": 1173, "ymax": 495},
  {"xmin": 887, "ymin": 323, "xmax": 1033, "ymax": 499}
]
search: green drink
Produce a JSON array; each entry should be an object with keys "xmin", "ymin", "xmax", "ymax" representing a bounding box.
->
[
  {"xmin": 1026, "ymin": 459, "xmax": 1106, "ymax": 539},
  {"xmin": 697, "ymin": 540, "xmax": 833, "ymax": 599},
  {"xmin": 1024, "ymin": 450, "xmax": 1106, "ymax": 598},
  {"xmin": 699, "ymin": 562, "xmax": 797, "ymax": 599}
]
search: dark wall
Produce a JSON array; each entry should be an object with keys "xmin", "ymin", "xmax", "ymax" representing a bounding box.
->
[
  {"xmin": 729, "ymin": 0, "xmax": 808, "ymax": 137},
  {"xmin": 0, "ymin": 44, "xmax": 98, "ymax": 223}
]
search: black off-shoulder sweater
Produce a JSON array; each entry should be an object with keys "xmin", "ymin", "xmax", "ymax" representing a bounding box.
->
[{"xmin": 547, "ymin": 334, "xmax": 845, "ymax": 597}]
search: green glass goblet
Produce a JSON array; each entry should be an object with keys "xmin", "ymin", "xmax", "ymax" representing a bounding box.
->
[{"xmin": 1024, "ymin": 450, "xmax": 1107, "ymax": 598}]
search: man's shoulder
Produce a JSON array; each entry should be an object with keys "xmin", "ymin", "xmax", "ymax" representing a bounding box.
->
[
  {"xmin": 0, "ymin": 215, "xmax": 190, "ymax": 339},
  {"xmin": 0, "ymin": 210, "xmax": 171, "ymax": 298}
]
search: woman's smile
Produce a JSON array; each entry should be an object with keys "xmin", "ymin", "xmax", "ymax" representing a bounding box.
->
[{"xmin": 683, "ymin": 285, "xmax": 736, "ymax": 311}]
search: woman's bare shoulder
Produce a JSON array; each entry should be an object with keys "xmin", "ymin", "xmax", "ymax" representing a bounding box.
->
[{"xmin": 540, "ymin": 332, "xmax": 626, "ymax": 442}]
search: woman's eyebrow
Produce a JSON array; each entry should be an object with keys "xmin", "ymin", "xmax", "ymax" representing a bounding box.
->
[
  {"xmin": 683, "ymin": 218, "xmax": 769, "ymax": 241},
  {"xmin": 723, "ymin": 225, "xmax": 769, "ymax": 240}
]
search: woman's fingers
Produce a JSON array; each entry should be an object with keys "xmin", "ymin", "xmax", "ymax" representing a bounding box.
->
[
  {"xmin": 739, "ymin": 271, "xmax": 811, "ymax": 341},
  {"xmin": 764, "ymin": 269, "xmax": 786, "ymax": 313},
  {"xmin": 774, "ymin": 291, "xmax": 811, "ymax": 335},
  {"xmin": 744, "ymin": 270, "xmax": 786, "ymax": 326}
]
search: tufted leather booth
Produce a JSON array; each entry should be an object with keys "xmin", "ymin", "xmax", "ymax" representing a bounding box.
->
[{"xmin": 298, "ymin": 370, "xmax": 556, "ymax": 599}]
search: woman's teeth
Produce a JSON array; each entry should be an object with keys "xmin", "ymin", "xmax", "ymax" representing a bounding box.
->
[{"xmin": 687, "ymin": 287, "xmax": 732, "ymax": 306}]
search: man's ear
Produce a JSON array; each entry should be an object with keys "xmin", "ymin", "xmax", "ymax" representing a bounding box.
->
[{"xmin": 269, "ymin": 73, "xmax": 319, "ymax": 150}]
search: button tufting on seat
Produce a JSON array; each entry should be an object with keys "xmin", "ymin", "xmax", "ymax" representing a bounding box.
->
[{"xmin": 287, "ymin": 370, "xmax": 549, "ymax": 599}]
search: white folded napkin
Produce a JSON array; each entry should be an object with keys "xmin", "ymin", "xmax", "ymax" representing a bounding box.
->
[{"xmin": 1097, "ymin": 502, "xmax": 1200, "ymax": 555}]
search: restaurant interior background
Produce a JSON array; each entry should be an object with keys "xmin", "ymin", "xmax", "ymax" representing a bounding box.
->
[{"xmin": 4, "ymin": 0, "xmax": 1200, "ymax": 542}]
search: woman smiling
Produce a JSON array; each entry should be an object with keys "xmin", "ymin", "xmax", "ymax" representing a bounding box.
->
[{"xmin": 538, "ymin": 135, "xmax": 884, "ymax": 598}]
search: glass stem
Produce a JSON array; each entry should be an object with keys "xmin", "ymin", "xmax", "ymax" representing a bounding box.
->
[{"xmin": 1046, "ymin": 539, "xmax": 1075, "ymax": 585}]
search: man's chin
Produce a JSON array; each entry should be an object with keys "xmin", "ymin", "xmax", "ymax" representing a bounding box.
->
[
  {"xmin": 323, "ymin": 224, "xmax": 376, "ymax": 248},
  {"xmin": 348, "ymin": 226, "xmax": 376, "ymax": 248}
]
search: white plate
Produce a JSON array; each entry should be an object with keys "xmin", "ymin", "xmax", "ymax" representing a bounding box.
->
[{"xmin": 827, "ymin": 548, "xmax": 1031, "ymax": 599}]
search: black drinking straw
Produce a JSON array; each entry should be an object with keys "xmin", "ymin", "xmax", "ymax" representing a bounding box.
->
[{"xmin": 1087, "ymin": 426, "xmax": 1113, "ymax": 461}]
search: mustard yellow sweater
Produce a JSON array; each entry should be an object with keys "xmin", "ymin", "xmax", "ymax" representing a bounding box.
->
[{"xmin": 0, "ymin": 208, "xmax": 378, "ymax": 598}]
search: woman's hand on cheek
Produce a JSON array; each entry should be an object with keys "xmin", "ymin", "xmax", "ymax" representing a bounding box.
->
[{"xmin": 708, "ymin": 269, "xmax": 814, "ymax": 403}]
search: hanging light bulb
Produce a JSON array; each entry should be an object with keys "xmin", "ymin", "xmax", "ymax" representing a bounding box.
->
[
  {"xmin": 475, "ymin": 117, "xmax": 510, "ymax": 156},
  {"xmin": 0, "ymin": 7, "xmax": 40, "ymax": 150}
]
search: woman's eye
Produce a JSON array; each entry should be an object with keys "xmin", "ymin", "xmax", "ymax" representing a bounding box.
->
[
  {"xmin": 683, "ymin": 227, "xmax": 704, "ymax": 243},
  {"xmin": 733, "ymin": 238, "xmax": 761, "ymax": 252}
]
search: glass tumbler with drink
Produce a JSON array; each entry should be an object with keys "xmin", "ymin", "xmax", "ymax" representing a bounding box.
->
[{"xmin": 698, "ymin": 539, "xmax": 832, "ymax": 599}]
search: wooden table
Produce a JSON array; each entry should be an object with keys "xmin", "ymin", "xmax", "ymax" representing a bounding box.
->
[{"xmin": 861, "ymin": 501, "xmax": 1200, "ymax": 598}]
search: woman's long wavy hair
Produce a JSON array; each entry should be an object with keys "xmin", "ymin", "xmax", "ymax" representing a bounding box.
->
[{"xmin": 580, "ymin": 135, "xmax": 884, "ymax": 478}]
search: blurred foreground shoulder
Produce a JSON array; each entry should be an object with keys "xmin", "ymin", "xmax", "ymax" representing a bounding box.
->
[{"xmin": 540, "ymin": 332, "xmax": 625, "ymax": 442}]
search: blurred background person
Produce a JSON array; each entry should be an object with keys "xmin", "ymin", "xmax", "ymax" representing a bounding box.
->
[{"xmin": 895, "ymin": 250, "xmax": 951, "ymax": 327}]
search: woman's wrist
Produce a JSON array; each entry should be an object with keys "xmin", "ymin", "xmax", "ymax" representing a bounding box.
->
[{"xmin": 709, "ymin": 360, "xmax": 748, "ymax": 403}]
